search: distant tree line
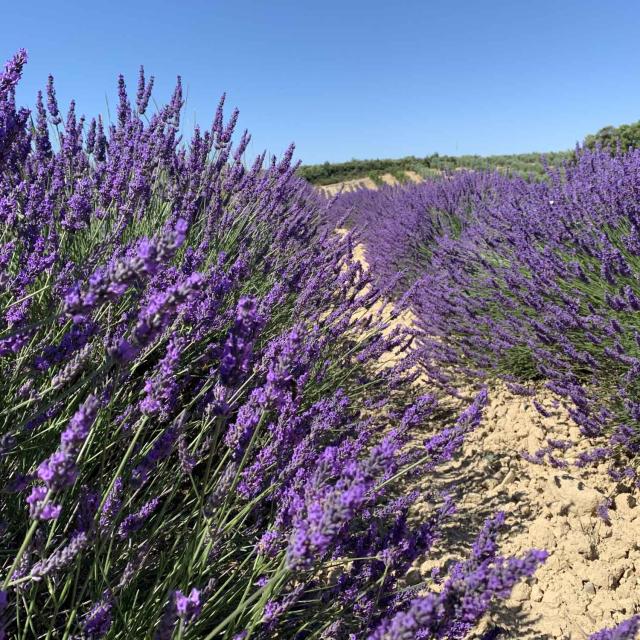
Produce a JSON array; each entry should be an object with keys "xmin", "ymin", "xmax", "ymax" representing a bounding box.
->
[
  {"xmin": 299, "ymin": 118, "xmax": 640, "ymax": 187},
  {"xmin": 297, "ymin": 151, "xmax": 573, "ymax": 185}
]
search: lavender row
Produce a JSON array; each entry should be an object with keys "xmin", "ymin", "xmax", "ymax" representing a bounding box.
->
[
  {"xmin": 0, "ymin": 49, "xmax": 552, "ymax": 639},
  {"xmin": 330, "ymin": 144, "xmax": 640, "ymax": 492}
]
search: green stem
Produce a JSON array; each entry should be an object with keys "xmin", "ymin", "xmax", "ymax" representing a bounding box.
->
[{"xmin": 3, "ymin": 489, "xmax": 53, "ymax": 589}]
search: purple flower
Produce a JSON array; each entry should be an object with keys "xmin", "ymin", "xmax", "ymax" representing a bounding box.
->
[
  {"xmin": 30, "ymin": 532, "xmax": 88, "ymax": 579},
  {"xmin": 75, "ymin": 488, "xmax": 100, "ymax": 533},
  {"xmin": 117, "ymin": 496, "xmax": 161, "ymax": 540},
  {"xmin": 368, "ymin": 514, "xmax": 547, "ymax": 640},
  {"xmin": 139, "ymin": 336, "xmax": 184, "ymax": 418},
  {"xmin": 94, "ymin": 114, "xmax": 107, "ymax": 160},
  {"xmin": 0, "ymin": 589, "xmax": 7, "ymax": 640},
  {"xmin": 26, "ymin": 486, "xmax": 60, "ymax": 520},
  {"xmin": 45, "ymin": 74, "xmax": 62, "ymax": 124},
  {"xmin": 174, "ymin": 588, "xmax": 201, "ymax": 622},
  {"xmin": 99, "ymin": 477, "xmax": 123, "ymax": 533},
  {"xmin": 152, "ymin": 588, "xmax": 202, "ymax": 640},
  {"xmin": 220, "ymin": 296, "xmax": 262, "ymax": 386},
  {"xmin": 51, "ymin": 344, "xmax": 92, "ymax": 390},
  {"xmin": 37, "ymin": 450, "xmax": 77, "ymax": 490},
  {"xmin": 83, "ymin": 593, "xmax": 113, "ymax": 639},
  {"xmin": 596, "ymin": 497, "xmax": 613, "ymax": 524},
  {"xmin": 61, "ymin": 395, "xmax": 99, "ymax": 451},
  {"xmin": 263, "ymin": 327, "xmax": 303, "ymax": 409},
  {"xmin": 0, "ymin": 49, "xmax": 28, "ymax": 95},
  {"xmin": 63, "ymin": 235, "xmax": 184, "ymax": 322},
  {"xmin": 133, "ymin": 273, "xmax": 203, "ymax": 348},
  {"xmin": 285, "ymin": 442, "xmax": 393, "ymax": 569},
  {"xmin": 589, "ymin": 616, "xmax": 640, "ymax": 640},
  {"xmin": 136, "ymin": 65, "xmax": 154, "ymax": 115},
  {"xmin": 27, "ymin": 395, "xmax": 100, "ymax": 517}
]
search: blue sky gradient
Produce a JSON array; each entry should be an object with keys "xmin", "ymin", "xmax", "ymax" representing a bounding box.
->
[{"xmin": 2, "ymin": 0, "xmax": 640, "ymax": 164}]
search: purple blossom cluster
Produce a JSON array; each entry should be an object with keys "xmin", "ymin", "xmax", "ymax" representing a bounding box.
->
[
  {"xmin": 326, "ymin": 171, "xmax": 503, "ymax": 290},
  {"xmin": 589, "ymin": 616, "xmax": 640, "ymax": 640},
  {"xmin": 369, "ymin": 513, "xmax": 547, "ymax": 640},
  {"xmin": 0, "ymin": 50, "xmax": 548, "ymax": 639},
  {"xmin": 27, "ymin": 395, "xmax": 99, "ymax": 519}
]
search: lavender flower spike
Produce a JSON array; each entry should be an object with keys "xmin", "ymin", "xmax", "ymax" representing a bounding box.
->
[
  {"xmin": 0, "ymin": 49, "xmax": 27, "ymax": 95},
  {"xmin": 589, "ymin": 616, "xmax": 640, "ymax": 640}
]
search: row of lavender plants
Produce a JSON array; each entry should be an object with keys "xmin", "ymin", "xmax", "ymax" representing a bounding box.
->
[
  {"xmin": 331, "ymin": 145, "xmax": 640, "ymax": 494},
  {"xmin": 325, "ymin": 172, "xmax": 497, "ymax": 291},
  {"xmin": 328, "ymin": 155, "xmax": 640, "ymax": 639},
  {"xmin": 0, "ymin": 49, "xmax": 555, "ymax": 639}
]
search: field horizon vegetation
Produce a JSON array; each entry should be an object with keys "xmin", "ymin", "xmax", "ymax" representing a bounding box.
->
[{"xmin": 298, "ymin": 120, "xmax": 640, "ymax": 186}]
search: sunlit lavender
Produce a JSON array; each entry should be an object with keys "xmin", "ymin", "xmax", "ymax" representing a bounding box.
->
[{"xmin": 0, "ymin": 49, "xmax": 562, "ymax": 639}]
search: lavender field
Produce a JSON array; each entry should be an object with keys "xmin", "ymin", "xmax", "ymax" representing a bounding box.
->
[{"xmin": 0, "ymin": 48, "xmax": 639, "ymax": 640}]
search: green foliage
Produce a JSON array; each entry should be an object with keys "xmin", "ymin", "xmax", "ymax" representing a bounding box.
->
[
  {"xmin": 298, "ymin": 151, "xmax": 573, "ymax": 186},
  {"xmin": 367, "ymin": 172, "xmax": 384, "ymax": 186},
  {"xmin": 300, "ymin": 118, "xmax": 640, "ymax": 187},
  {"xmin": 497, "ymin": 346, "xmax": 543, "ymax": 382},
  {"xmin": 584, "ymin": 121, "xmax": 640, "ymax": 153},
  {"xmin": 297, "ymin": 157, "xmax": 423, "ymax": 185}
]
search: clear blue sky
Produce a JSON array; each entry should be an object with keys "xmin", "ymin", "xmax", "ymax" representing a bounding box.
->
[{"xmin": 2, "ymin": 0, "xmax": 640, "ymax": 164}]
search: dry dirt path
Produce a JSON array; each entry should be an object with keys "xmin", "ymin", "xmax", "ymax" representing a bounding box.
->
[{"xmin": 349, "ymin": 239, "xmax": 640, "ymax": 639}]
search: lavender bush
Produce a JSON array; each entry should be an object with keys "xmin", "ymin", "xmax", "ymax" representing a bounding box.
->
[
  {"xmin": 326, "ymin": 152, "xmax": 640, "ymax": 639},
  {"xmin": 330, "ymin": 145, "xmax": 640, "ymax": 485},
  {"xmin": 413, "ymin": 148, "xmax": 640, "ymax": 477},
  {"xmin": 589, "ymin": 616, "xmax": 640, "ymax": 640},
  {"xmin": 0, "ymin": 50, "xmax": 544, "ymax": 639},
  {"xmin": 325, "ymin": 172, "xmax": 502, "ymax": 291}
]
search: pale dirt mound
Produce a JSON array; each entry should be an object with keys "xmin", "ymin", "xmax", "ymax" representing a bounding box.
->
[
  {"xmin": 347, "ymin": 237, "xmax": 640, "ymax": 639},
  {"xmin": 317, "ymin": 171, "xmax": 423, "ymax": 196},
  {"xmin": 405, "ymin": 170, "xmax": 423, "ymax": 183},
  {"xmin": 414, "ymin": 386, "xmax": 640, "ymax": 639},
  {"xmin": 379, "ymin": 173, "xmax": 400, "ymax": 186},
  {"xmin": 318, "ymin": 176, "xmax": 377, "ymax": 197}
]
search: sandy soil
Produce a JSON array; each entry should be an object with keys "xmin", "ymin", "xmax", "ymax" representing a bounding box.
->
[
  {"xmin": 317, "ymin": 171, "xmax": 423, "ymax": 195},
  {"xmin": 347, "ymin": 237, "xmax": 640, "ymax": 639},
  {"xmin": 379, "ymin": 173, "xmax": 400, "ymax": 186},
  {"xmin": 317, "ymin": 176, "xmax": 377, "ymax": 196},
  {"xmin": 405, "ymin": 170, "xmax": 423, "ymax": 183},
  {"xmin": 418, "ymin": 385, "xmax": 640, "ymax": 639}
]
